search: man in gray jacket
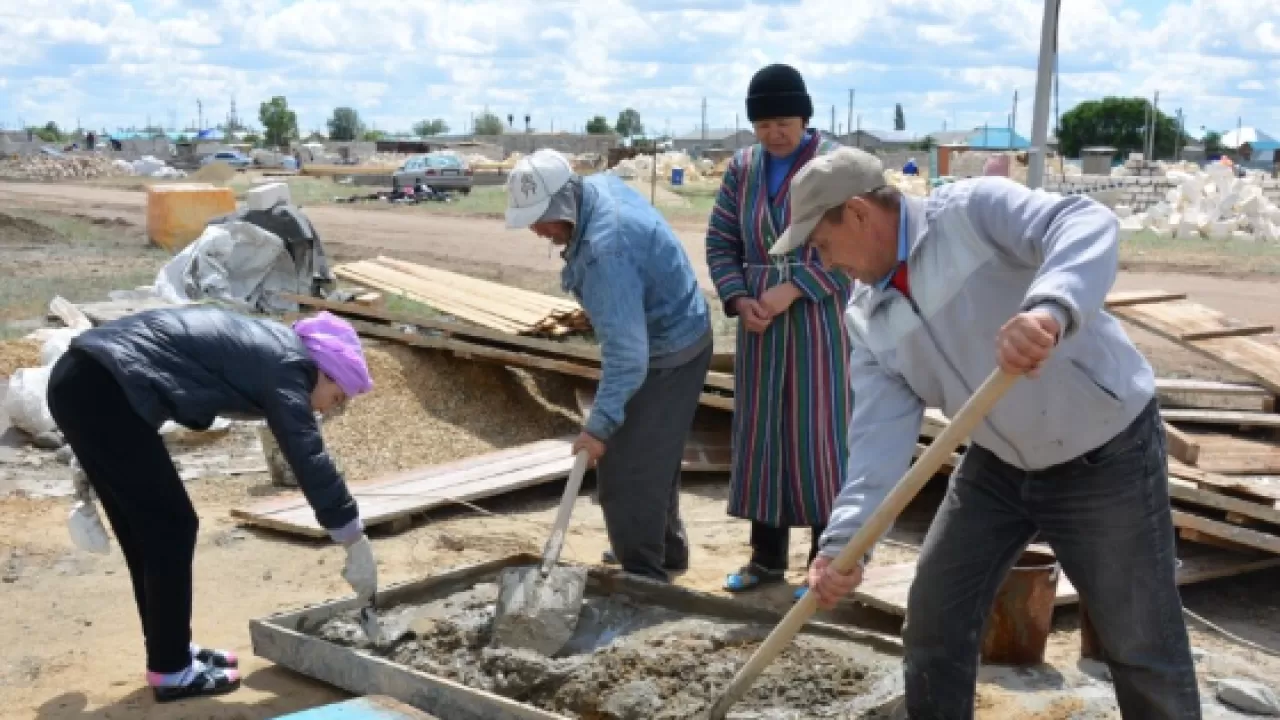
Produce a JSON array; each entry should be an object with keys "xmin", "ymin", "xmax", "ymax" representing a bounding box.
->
[{"xmin": 770, "ymin": 147, "xmax": 1200, "ymax": 719}]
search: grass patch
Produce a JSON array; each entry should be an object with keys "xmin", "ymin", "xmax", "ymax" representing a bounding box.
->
[
  {"xmin": 0, "ymin": 211, "xmax": 166, "ymax": 337},
  {"xmin": 1120, "ymin": 229, "xmax": 1280, "ymax": 275}
]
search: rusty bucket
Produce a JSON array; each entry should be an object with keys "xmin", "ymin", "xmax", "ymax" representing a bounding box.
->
[{"xmin": 980, "ymin": 548, "xmax": 1060, "ymax": 665}]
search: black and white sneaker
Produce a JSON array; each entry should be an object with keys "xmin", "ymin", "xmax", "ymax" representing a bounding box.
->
[{"xmin": 151, "ymin": 665, "xmax": 241, "ymax": 703}]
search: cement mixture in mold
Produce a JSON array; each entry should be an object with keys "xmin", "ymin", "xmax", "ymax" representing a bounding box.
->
[{"xmin": 311, "ymin": 582, "xmax": 902, "ymax": 719}]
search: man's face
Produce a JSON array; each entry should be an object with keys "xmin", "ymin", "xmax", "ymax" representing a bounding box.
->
[
  {"xmin": 530, "ymin": 220, "xmax": 574, "ymax": 246},
  {"xmin": 809, "ymin": 198, "xmax": 898, "ymax": 285}
]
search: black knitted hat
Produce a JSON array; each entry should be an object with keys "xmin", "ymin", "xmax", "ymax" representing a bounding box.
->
[{"xmin": 746, "ymin": 63, "xmax": 813, "ymax": 122}]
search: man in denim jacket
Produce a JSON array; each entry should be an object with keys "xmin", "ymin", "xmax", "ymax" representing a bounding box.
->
[
  {"xmin": 506, "ymin": 149, "xmax": 713, "ymax": 582},
  {"xmin": 771, "ymin": 147, "xmax": 1200, "ymax": 719}
]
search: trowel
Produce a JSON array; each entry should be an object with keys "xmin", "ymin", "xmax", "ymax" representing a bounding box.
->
[{"xmin": 491, "ymin": 450, "xmax": 591, "ymax": 656}]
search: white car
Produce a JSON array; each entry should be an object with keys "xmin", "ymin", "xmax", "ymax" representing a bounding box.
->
[{"xmin": 392, "ymin": 153, "xmax": 473, "ymax": 194}]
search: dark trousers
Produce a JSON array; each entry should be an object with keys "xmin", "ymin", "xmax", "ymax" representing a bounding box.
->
[
  {"xmin": 749, "ymin": 520, "xmax": 825, "ymax": 571},
  {"xmin": 596, "ymin": 341, "xmax": 713, "ymax": 582},
  {"xmin": 902, "ymin": 400, "xmax": 1201, "ymax": 719},
  {"xmin": 47, "ymin": 349, "xmax": 197, "ymax": 673}
]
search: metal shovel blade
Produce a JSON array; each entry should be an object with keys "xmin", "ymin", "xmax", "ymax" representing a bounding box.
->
[{"xmin": 491, "ymin": 564, "xmax": 588, "ymax": 656}]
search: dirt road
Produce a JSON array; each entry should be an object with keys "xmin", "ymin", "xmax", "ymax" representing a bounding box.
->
[{"xmin": 6, "ymin": 181, "xmax": 1280, "ymax": 325}]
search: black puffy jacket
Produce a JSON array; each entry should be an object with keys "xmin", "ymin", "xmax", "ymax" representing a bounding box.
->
[{"xmin": 69, "ymin": 305, "xmax": 358, "ymax": 531}]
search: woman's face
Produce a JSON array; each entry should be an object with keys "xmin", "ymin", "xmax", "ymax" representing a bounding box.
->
[
  {"xmin": 311, "ymin": 373, "xmax": 348, "ymax": 417},
  {"xmin": 753, "ymin": 118, "xmax": 806, "ymax": 157}
]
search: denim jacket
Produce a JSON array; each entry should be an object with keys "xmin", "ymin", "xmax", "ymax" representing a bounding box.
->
[{"xmin": 561, "ymin": 174, "xmax": 710, "ymax": 440}]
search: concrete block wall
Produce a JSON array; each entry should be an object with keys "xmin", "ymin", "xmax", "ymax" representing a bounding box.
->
[{"xmin": 1045, "ymin": 173, "xmax": 1280, "ymax": 213}]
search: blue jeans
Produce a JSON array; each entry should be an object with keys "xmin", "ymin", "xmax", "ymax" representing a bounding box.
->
[{"xmin": 902, "ymin": 399, "xmax": 1201, "ymax": 719}]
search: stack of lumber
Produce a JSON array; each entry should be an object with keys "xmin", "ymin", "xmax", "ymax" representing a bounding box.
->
[
  {"xmin": 283, "ymin": 293, "xmax": 735, "ymax": 412},
  {"xmin": 334, "ymin": 257, "xmax": 590, "ymax": 337},
  {"xmin": 910, "ymin": 290, "xmax": 1280, "ymax": 559}
]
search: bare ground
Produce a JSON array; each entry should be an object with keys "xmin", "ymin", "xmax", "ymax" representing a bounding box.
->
[{"xmin": 1, "ymin": 180, "xmax": 1279, "ymax": 718}]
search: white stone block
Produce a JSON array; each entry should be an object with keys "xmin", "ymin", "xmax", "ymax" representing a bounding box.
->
[
  {"xmin": 1114, "ymin": 205, "xmax": 1133, "ymax": 218},
  {"xmin": 247, "ymin": 182, "xmax": 292, "ymax": 211}
]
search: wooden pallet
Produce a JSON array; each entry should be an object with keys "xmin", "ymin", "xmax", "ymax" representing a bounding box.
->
[
  {"xmin": 853, "ymin": 546, "xmax": 1280, "ymax": 618},
  {"xmin": 232, "ymin": 439, "xmax": 580, "ymax": 538}
]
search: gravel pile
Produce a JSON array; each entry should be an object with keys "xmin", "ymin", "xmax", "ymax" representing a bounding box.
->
[{"xmin": 0, "ymin": 153, "xmax": 135, "ymax": 181}]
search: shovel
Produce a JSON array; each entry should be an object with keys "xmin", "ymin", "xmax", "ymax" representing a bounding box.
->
[
  {"xmin": 490, "ymin": 449, "xmax": 591, "ymax": 656},
  {"xmin": 706, "ymin": 369, "xmax": 1018, "ymax": 719}
]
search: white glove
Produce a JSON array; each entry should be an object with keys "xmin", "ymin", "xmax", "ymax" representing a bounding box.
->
[
  {"xmin": 68, "ymin": 500, "xmax": 110, "ymax": 554},
  {"xmin": 341, "ymin": 535, "xmax": 377, "ymax": 602}
]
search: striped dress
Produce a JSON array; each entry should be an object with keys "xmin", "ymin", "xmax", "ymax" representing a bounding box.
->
[{"xmin": 705, "ymin": 136, "xmax": 854, "ymax": 527}]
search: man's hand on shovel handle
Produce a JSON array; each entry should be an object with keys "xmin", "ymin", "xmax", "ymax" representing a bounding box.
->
[
  {"xmin": 572, "ymin": 432, "xmax": 606, "ymax": 467},
  {"xmin": 996, "ymin": 310, "xmax": 1060, "ymax": 378},
  {"xmin": 807, "ymin": 555, "xmax": 865, "ymax": 610}
]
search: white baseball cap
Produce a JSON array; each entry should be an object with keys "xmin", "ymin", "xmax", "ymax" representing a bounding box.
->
[
  {"xmin": 770, "ymin": 147, "xmax": 886, "ymax": 255},
  {"xmin": 505, "ymin": 149, "xmax": 574, "ymax": 229}
]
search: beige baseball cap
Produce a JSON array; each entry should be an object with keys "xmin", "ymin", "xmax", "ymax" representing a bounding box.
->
[{"xmin": 770, "ymin": 146, "xmax": 887, "ymax": 255}]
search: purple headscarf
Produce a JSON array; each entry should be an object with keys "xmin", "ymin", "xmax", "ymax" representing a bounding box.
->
[{"xmin": 292, "ymin": 311, "xmax": 374, "ymax": 397}]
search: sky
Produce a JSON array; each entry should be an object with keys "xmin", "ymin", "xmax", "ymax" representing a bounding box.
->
[{"xmin": 0, "ymin": 0, "xmax": 1277, "ymax": 139}]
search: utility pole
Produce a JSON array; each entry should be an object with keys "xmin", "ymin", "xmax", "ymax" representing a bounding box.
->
[
  {"xmin": 1146, "ymin": 90, "xmax": 1160, "ymax": 160},
  {"xmin": 1010, "ymin": 90, "xmax": 1018, "ymax": 150},
  {"xmin": 197, "ymin": 99, "xmax": 203, "ymax": 132},
  {"xmin": 830, "ymin": 104, "xmax": 836, "ymax": 136},
  {"xmin": 847, "ymin": 89, "xmax": 854, "ymax": 143},
  {"xmin": 1026, "ymin": 0, "xmax": 1061, "ymax": 189}
]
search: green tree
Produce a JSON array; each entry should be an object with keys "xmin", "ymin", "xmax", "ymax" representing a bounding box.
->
[
  {"xmin": 361, "ymin": 129, "xmax": 385, "ymax": 141},
  {"xmin": 258, "ymin": 96, "xmax": 299, "ymax": 148},
  {"xmin": 894, "ymin": 104, "xmax": 906, "ymax": 131},
  {"xmin": 1202, "ymin": 131, "xmax": 1223, "ymax": 155},
  {"xmin": 327, "ymin": 107, "xmax": 362, "ymax": 141},
  {"xmin": 412, "ymin": 119, "xmax": 449, "ymax": 136},
  {"xmin": 473, "ymin": 109, "xmax": 504, "ymax": 135},
  {"xmin": 243, "ymin": 133, "xmax": 261, "ymax": 147},
  {"xmin": 585, "ymin": 116, "xmax": 611, "ymax": 134},
  {"xmin": 31, "ymin": 122, "xmax": 61, "ymax": 142},
  {"xmin": 1058, "ymin": 97, "xmax": 1186, "ymax": 158},
  {"xmin": 615, "ymin": 108, "xmax": 643, "ymax": 138}
]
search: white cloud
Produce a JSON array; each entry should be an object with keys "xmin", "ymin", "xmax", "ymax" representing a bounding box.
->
[{"xmin": 0, "ymin": 0, "xmax": 1275, "ymax": 138}]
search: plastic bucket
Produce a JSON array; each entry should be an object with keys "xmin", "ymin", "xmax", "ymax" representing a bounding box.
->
[
  {"xmin": 671, "ymin": 167, "xmax": 684, "ymax": 186},
  {"xmin": 980, "ymin": 548, "xmax": 1060, "ymax": 665}
]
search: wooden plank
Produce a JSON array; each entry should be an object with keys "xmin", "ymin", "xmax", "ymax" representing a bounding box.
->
[
  {"xmin": 374, "ymin": 257, "xmax": 580, "ymax": 314},
  {"xmin": 1181, "ymin": 324, "xmax": 1274, "ymax": 341},
  {"xmin": 336, "ymin": 266, "xmax": 528, "ymax": 333},
  {"xmin": 1168, "ymin": 477, "xmax": 1280, "ymax": 526},
  {"xmin": 854, "ymin": 547, "xmax": 1280, "ymax": 617},
  {"xmin": 352, "ymin": 320, "xmax": 735, "ymax": 413},
  {"xmin": 1103, "ymin": 290, "xmax": 1186, "ymax": 307},
  {"xmin": 1168, "ymin": 459, "xmax": 1280, "ymax": 505},
  {"xmin": 1172, "ymin": 510, "xmax": 1280, "ymax": 555},
  {"xmin": 1187, "ymin": 433, "xmax": 1280, "ymax": 477},
  {"xmin": 1163, "ymin": 421, "xmax": 1201, "ymax": 465},
  {"xmin": 1163, "ymin": 408, "xmax": 1280, "ymax": 429},
  {"xmin": 1111, "ymin": 297, "xmax": 1280, "ymax": 395},
  {"xmin": 232, "ymin": 439, "xmax": 579, "ymax": 537},
  {"xmin": 1155, "ymin": 378, "xmax": 1272, "ymax": 399},
  {"xmin": 344, "ymin": 261, "xmax": 549, "ymax": 329},
  {"xmin": 1178, "ymin": 528, "xmax": 1262, "ymax": 554}
]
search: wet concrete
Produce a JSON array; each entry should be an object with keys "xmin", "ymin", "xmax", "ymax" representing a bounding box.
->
[{"xmin": 313, "ymin": 582, "xmax": 903, "ymax": 719}]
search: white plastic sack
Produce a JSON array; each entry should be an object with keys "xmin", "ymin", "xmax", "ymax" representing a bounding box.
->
[
  {"xmin": 154, "ymin": 222, "xmax": 300, "ymax": 313},
  {"xmin": 38, "ymin": 329, "xmax": 81, "ymax": 366},
  {"xmin": 4, "ymin": 366, "xmax": 57, "ymax": 436}
]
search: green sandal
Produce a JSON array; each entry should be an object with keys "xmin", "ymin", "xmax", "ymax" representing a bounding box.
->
[{"xmin": 723, "ymin": 562, "xmax": 785, "ymax": 593}]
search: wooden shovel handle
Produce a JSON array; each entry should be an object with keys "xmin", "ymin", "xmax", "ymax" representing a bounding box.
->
[
  {"xmin": 539, "ymin": 450, "xmax": 591, "ymax": 576},
  {"xmin": 707, "ymin": 368, "xmax": 1019, "ymax": 719}
]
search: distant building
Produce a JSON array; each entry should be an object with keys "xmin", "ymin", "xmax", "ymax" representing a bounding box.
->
[
  {"xmin": 671, "ymin": 128, "xmax": 757, "ymax": 156},
  {"xmin": 962, "ymin": 127, "xmax": 1031, "ymax": 150}
]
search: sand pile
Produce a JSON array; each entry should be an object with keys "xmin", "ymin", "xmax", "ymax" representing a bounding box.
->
[
  {"xmin": 320, "ymin": 342, "xmax": 578, "ymax": 482},
  {"xmin": 0, "ymin": 339, "xmax": 42, "ymax": 378},
  {"xmin": 314, "ymin": 581, "xmax": 896, "ymax": 719},
  {"xmin": 0, "ymin": 154, "xmax": 135, "ymax": 181}
]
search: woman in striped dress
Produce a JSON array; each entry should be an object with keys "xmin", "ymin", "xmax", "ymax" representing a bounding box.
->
[{"xmin": 705, "ymin": 63, "xmax": 854, "ymax": 595}]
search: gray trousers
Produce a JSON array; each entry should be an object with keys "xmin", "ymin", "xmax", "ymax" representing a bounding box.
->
[
  {"xmin": 596, "ymin": 341, "xmax": 713, "ymax": 582},
  {"xmin": 903, "ymin": 399, "xmax": 1201, "ymax": 719}
]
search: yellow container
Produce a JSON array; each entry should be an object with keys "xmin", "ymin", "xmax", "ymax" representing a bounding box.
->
[{"xmin": 146, "ymin": 183, "xmax": 237, "ymax": 253}]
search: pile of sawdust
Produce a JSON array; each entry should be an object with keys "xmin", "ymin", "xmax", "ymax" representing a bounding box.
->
[
  {"xmin": 0, "ymin": 339, "xmax": 41, "ymax": 377},
  {"xmin": 320, "ymin": 341, "xmax": 578, "ymax": 482}
]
